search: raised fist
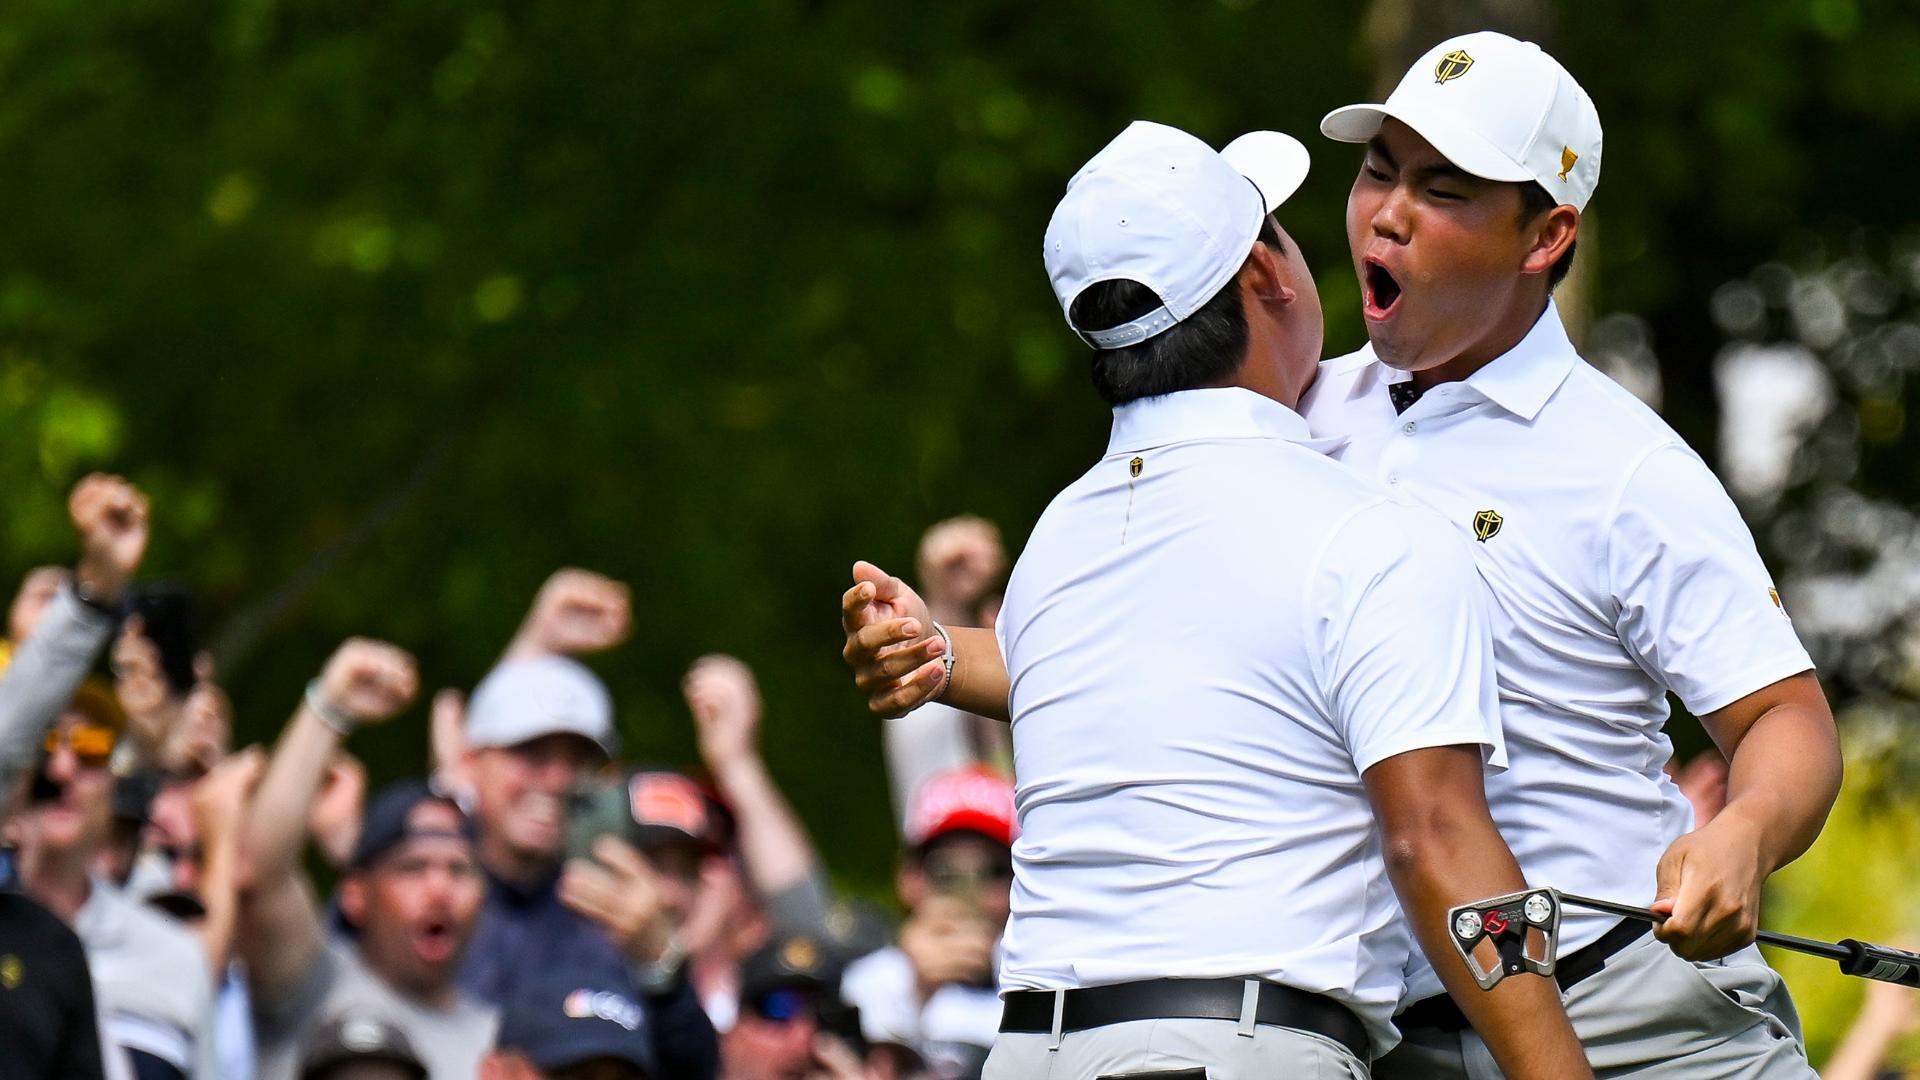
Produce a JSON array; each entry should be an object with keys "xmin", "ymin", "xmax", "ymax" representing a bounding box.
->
[
  {"xmin": 69, "ymin": 474, "xmax": 150, "ymax": 603},
  {"xmin": 513, "ymin": 568, "xmax": 632, "ymax": 657},
  {"xmin": 315, "ymin": 639, "xmax": 418, "ymax": 725},
  {"xmin": 915, "ymin": 515, "xmax": 1005, "ymax": 618},
  {"xmin": 684, "ymin": 654, "xmax": 762, "ymax": 771}
]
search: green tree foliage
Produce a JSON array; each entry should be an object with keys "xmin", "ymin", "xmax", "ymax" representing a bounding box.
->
[{"xmin": 0, "ymin": 1, "xmax": 1916, "ymax": 917}]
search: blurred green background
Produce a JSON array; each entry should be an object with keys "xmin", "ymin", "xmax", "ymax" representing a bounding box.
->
[{"xmin": 1, "ymin": 0, "xmax": 1917, "ymax": 1064}]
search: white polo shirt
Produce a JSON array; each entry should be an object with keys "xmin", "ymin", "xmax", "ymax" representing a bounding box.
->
[
  {"xmin": 993, "ymin": 387, "xmax": 1505, "ymax": 1055},
  {"xmin": 1301, "ymin": 302, "xmax": 1815, "ymax": 1002}
]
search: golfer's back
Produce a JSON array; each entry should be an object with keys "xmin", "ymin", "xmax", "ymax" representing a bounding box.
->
[{"xmin": 992, "ymin": 387, "xmax": 1502, "ymax": 1048}]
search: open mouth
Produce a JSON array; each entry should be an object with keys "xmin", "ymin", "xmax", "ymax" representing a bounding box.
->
[
  {"xmin": 1364, "ymin": 259, "xmax": 1403, "ymax": 320},
  {"xmin": 414, "ymin": 920, "xmax": 457, "ymax": 963}
]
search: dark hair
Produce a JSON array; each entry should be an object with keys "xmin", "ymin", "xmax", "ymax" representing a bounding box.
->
[
  {"xmin": 1071, "ymin": 216, "xmax": 1284, "ymax": 406},
  {"xmin": 1518, "ymin": 181, "xmax": 1576, "ymax": 290}
]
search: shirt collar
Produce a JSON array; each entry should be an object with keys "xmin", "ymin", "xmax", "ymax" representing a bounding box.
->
[
  {"xmin": 1374, "ymin": 301, "xmax": 1577, "ymax": 421},
  {"xmin": 1106, "ymin": 387, "xmax": 1344, "ymax": 456}
]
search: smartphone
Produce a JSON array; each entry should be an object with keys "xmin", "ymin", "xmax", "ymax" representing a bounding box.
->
[
  {"xmin": 565, "ymin": 773, "xmax": 631, "ymax": 864},
  {"xmin": 127, "ymin": 583, "xmax": 200, "ymax": 696}
]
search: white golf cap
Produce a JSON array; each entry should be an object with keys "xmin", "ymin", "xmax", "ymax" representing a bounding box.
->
[
  {"xmin": 1044, "ymin": 120, "xmax": 1310, "ymax": 350},
  {"xmin": 466, "ymin": 655, "xmax": 617, "ymax": 757},
  {"xmin": 1321, "ymin": 31, "xmax": 1602, "ymax": 211}
]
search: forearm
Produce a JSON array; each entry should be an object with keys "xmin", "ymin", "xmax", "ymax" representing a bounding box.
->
[
  {"xmin": 1717, "ymin": 703, "xmax": 1842, "ymax": 874},
  {"xmin": 1371, "ymin": 749, "xmax": 1591, "ymax": 1080},
  {"xmin": 944, "ymin": 627, "xmax": 1010, "ymax": 722},
  {"xmin": 0, "ymin": 587, "xmax": 114, "ymax": 784},
  {"xmin": 1388, "ymin": 818, "xmax": 1592, "ymax": 1079},
  {"xmin": 1819, "ymin": 1020, "xmax": 1901, "ymax": 1080},
  {"xmin": 242, "ymin": 706, "xmax": 341, "ymax": 879},
  {"xmin": 194, "ymin": 833, "xmax": 241, "ymax": 975},
  {"xmin": 708, "ymin": 754, "xmax": 817, "ymax": 897}
]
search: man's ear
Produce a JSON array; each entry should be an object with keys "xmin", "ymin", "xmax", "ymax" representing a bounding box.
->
[
  {"xmin": 1241, "ymin": 242, "xmax": 1296, "ymax": 305},
  {"xmin": 338, "ymin": 874, "xmax": 367, "ymax": 928},
  {"xmin": 1523, "ymin": 205, "xmax": 1579, "ymax": 277}
]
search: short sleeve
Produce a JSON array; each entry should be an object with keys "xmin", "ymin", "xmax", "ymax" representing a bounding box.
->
[
  {"xmin": 1310, "ymin": 501, "xmax": 1506, "ymax": 775},
  {"xmin": 1608, "ymin": 445, "xmax": 1814, "ymax": 714}
]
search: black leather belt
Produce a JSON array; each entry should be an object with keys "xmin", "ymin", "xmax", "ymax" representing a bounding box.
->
[
  {"xmin": 1000, "ymin": 977, "xmax": 1369, "ymax": 1064},
  {"xmin": 1397, "ymin": 916, "xmax": 1651, "ymax": 1033}
]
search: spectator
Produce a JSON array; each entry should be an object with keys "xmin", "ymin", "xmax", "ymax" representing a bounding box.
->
[
  {"xmin": 237, "ymin": 639, "xmax": 496, "ymax": 1080},
  {"xmin": 839, "ymin": 768, "xmax": 1010, "ymax": 1079},
  {"xmin": 724, "ymin": 934, "xmax": 870, "ymax": 1080},
  {"xmin": 883, "ymin": 519, "xmax": 1008, "ymax": 830},
  {"xmin": 1821, "ymin": 974, "xmax": 1918, "ymax": 1080},
  {"xmin": 444, "ymin": 570, "xmax": 718, "ymax": 1079},
  {"xmin": 484, "ymin": 972, "xmax": 658, "ymax": 1080},
  {"xmin": 12, "ymin": 689, "xmax": 217, "ymax": 1079},
  {"xmin": 0, "ymin": 475, "xmax": 149, "ymax": 799},
  {"xmin": 683, "ymin": 655, "xmax": 890, "ymax": 1034},
  {"xmin": 299, "ymin": 1014, "xmax": 428, "ymax": 1080}
]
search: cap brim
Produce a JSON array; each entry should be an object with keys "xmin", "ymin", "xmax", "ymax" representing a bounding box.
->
[
  {"xmin": 1319, "ymin": 103, "xmax": 1536, "ymax": 184},
  {"xmin": 1219, "ymin": 131, "xmax": 1310, "ymax": 214}
]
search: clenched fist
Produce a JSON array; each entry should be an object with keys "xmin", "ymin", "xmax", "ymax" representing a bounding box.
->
[
  {"xmin": 315, "ymin": 639, "xmax": 418, "ymax": 725},
  {"xmin": 512, "ymin": 568, "xmax": 632, "ymax": 658},
  {"xmin": 69, "ymin": 473, "xmax": 150, "ymax": 603},
  {"xmin": 684, "ymin": 654, "xmax": 762, "ymax": 772}
]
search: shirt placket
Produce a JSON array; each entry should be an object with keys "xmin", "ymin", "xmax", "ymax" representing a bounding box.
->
[{"xmin": 1370, "ymin": 384, "xmax": 1469, "ymax": 490}]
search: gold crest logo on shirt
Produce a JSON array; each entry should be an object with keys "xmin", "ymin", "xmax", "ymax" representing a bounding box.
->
[
  {"xmin": 1435, "ymin": 50, "xmax": 1475, "ymax": 84},
  {"xmin": 0, "ymin": 954, "xmax": 20, "ymax": 989},
  {"xmin": 1769, "ymin": 587, "xmax": 1785, "ymax": 613},
  {"xmin": 1129, "ymin": 456, "xmax": 1143, "ymax": 478},
  {"xmin": 1472, "ymin": 509, "xmax": 1504, "ymax": 542}
]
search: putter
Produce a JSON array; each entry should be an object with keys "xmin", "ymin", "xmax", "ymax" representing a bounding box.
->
[{"xmin": 1448, "ymin": 888, "xmax": 1920, "ymax": 990}]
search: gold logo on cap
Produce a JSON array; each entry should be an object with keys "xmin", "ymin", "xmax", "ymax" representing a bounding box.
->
[
  {"xmin": 1558, "ymin": 147, "xmax": 1578, "ymax": 182},
  {"xmin": 1472, "ymin": 509, "xmax": 1504, "ymax": 542},
  {"xmin": 0, "ymin": 955, "xmax": 20, "ymax": 989},
  {"xmin": 782, "ymin": 937, "xmax": 821, "ymax": 972},
  {"xmin": 1769, "ymin": 587, "xmax": 1784, "ymax": 611},
  {"xmin": 1434, "ymin": 50, "xmax": 1475, "ymax": 84}
]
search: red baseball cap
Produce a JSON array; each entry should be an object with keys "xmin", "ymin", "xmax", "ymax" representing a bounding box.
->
[{"xmin": 904, "ymin": 765, "xmax": 1017, "ymax": 849}]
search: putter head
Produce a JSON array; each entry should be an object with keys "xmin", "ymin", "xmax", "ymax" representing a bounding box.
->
[{"xmin": 1447, "ymin": 888, "xmax": 1563, "ymax": 990}]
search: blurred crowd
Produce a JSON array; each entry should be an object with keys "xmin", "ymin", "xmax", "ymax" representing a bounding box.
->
[{"xmin": 0, "ymin": 474, "xmax": 1022, "ymax": 1080}]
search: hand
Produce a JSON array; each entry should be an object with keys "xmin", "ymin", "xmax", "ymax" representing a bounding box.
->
[
  {"xmin": 915, "ymin": 515, "xmax": 1005, "ymax": 619},
  {"xmin": 841, "ymin": 562, "xmax": 944, "ymax": 718},
  {"xmin": 559, "ymin": 836, "xmax": 676, "ymax": 965},
  {"xmin": 192, "ymin": 747, "xmax": 267, "ymax": 849},
  {"xmin": 898, "ymin": 895, "xmax": 995, "ymax": 999},
  {"xmin": 808, "ymin": 1033, "xmax": 871, "ymax": 1080},
  {"xmin": 429, "ymin": 688, "xmax": 476, "ymax": 805},
  {"xmin": 166, "ymin": 653, "xmax": 232, "ymax": 774},
  {"xmin": 684, "ymin": 654, "xmax": 763, "ymax": 772},
  {"xmin": 308, "ymin": 753, "xmax": 367, "ymax": 869},
  {"xmin": 512, "ymin": 568, "xmax": 632, "ymax": 657},
  {"xmin": 315, "ymin": 639, "xmax": 418, "ymax": 725},
  {"xmin": 1651, "ymin": 811, "xmax": 1768, "ymax": 961},
  {"xmin": 69, "ymin": 473, "xmax": 150, "ymax": 603},
  {"xmin": 113, "ymin": 617, "xmax": 181, "ymax": 761}
]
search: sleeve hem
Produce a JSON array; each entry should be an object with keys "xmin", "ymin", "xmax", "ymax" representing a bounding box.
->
[
  {"xmin": 1353, "ymin": 726, "xmax": 1506, "ymax": 777},
  {"xmin": 1677, "ymin": 653, "xmax": 1817, "ymax": 717}
]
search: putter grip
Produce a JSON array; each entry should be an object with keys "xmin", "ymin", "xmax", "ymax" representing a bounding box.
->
[{"xmin": 1840, "ymin": 940, "xmax": 1920, "ymax": 987}]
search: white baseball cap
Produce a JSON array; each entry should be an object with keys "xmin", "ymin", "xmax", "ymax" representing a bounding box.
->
[
  {"xmin": 1044, "ymin": 120, "xmax": 1310, "ymax": 350},
  {"xmin": 1321, "ymin": 31, "xmax": 1602, "ymax": 211},
  {"xmin": 466, "ymin": 656, "xmax": 617, "ymax": 757}
]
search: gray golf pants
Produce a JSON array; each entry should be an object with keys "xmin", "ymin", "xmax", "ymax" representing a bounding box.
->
[
  {"xmin": 984, "ymin": 1017, "xmax": 1369, "ymax": 1079},
  {"xmin": 1376, "ymin": 935, "xmax": 1816, "ymax": 1079}
]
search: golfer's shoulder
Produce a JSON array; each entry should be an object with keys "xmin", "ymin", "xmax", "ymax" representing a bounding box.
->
[{"xmin": 1544, "ymin": 357, "xmax": 1686, "ymax": 456}]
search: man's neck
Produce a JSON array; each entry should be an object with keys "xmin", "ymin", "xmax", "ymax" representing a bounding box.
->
[
  {"xmin": 23, "ymin": 852, "xmax": 93, "ymax": 924},
  {"xmin": 1409, "ymin": 294, "xmax": 1552, "ymax": 391},
  {"xmin": 478, "ymin": 832, "xmax": 556, "ymax": 892},
  {"xmin": 360, "ymin": 943, "xmax": 462, "ymax": 1011}
]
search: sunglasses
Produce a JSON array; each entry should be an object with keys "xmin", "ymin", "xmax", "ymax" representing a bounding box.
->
[{"xmin": 44, "ymin": 724, "xmax": 118, "ymax": 768}]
